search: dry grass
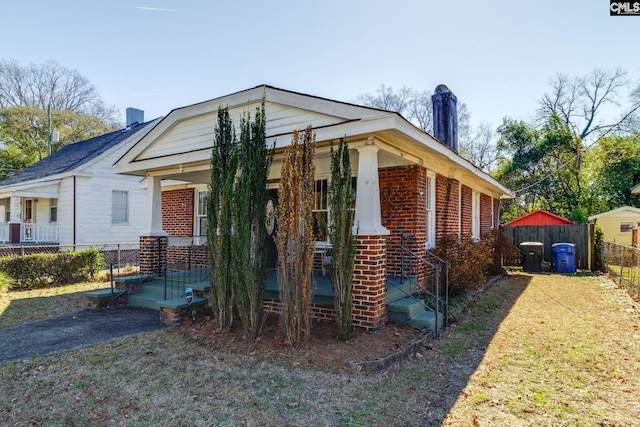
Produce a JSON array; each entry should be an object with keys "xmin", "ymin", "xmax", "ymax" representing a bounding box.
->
[
  {"xmin": 1, "ymin": 273, "xmax": 639, "ymax": 426},
  {"xmin": 0, "ymin": 281, "xmax": 108, "ymax": 329},
  {"xmin": 443, "ymin": 272, "xmax": 640, "ymax": 426}
]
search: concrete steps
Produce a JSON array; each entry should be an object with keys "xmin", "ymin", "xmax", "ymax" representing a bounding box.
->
[
  {"xmin": 126, "ymin": 279, "xmax": 206, "ymax": 310},
  {"xmin": 388, "ymin": 296, "xmax": 444, "ymax": 331}
]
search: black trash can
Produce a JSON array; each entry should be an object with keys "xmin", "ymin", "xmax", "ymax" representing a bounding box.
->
[
  {"xmin": 552, "ymin": 243, "xmax": 576, "ymax": 274},
  {"xmin": 520, "ymin": 242, "xmax": 544, "ymax": 272}
]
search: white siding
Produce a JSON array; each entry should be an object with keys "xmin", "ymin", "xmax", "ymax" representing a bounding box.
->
[
  {"xmin": 57, "ymin": 178, "xmax": 74, "ymax": 245},
  {"xmin": 137, "ymin": 101, "xmax": 345, "ymax": 161},
  {"xmin": 53, "ymin": 140, "xmax": 147, "ymax": 245},
  {"xmin": 74, "ymin": 151, "xmax": 146, "ymax": 245}
]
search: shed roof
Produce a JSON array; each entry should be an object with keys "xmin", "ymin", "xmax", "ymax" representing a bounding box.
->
[
  {"xmin": 503, "ymin": 209, "xmax": 574, "ymax": 227},
  {"xmin": 587, "ymin": 205, "xmax": 640, "ymax": 220}
]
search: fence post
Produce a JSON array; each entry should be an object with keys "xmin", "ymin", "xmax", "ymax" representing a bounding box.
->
[{"xmin": 619, "ymin": 247, "xmax": 624, "ymax": 285}]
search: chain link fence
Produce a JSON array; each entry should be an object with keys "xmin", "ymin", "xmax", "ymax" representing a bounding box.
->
[
  {"xmin": 0, "ymin": 242, "xmax": 140, "ymax": 269},
  {"xmin": 602, "ymin": 242, "xmax": 640, "ymax": 301}
]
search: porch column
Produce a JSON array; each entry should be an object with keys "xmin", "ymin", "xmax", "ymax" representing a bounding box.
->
[
  {"xmin": 352, "ymin": 139, "xmax": 389, "ymax": 330},
  {"xmin": 140, "ymin": 175, "xmax": 167, "ymax": 276},
  {"xmin": 9, "ymin": 196, "xmax": 21, "ymax": 243},
  {"xmin": 142, "ymin": 175, "xmax": 166, "ymax": 236},
  {"xmin": 353, "ymin": 140, "xmax": 388, "ymax": 236}
]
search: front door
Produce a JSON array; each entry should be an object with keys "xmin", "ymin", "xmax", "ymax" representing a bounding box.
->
[
  {"xmin": 23, "ymin": 199, "xmax": 34, "ymax": 240},
  {"xmin": 266, "ymin": 189, "xmax": 278, "ymax": 270}
]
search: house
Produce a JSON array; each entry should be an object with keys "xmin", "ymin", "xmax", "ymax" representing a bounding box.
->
[
  {"xmin": 0, "ymin": 109, "xmax": 158, "ymax": 246},
  {"xmin": 588, "ymin": 206, "xmax": 640, "ymax": 246},
  {"xmin": 503, "ymin": 209, "xmax": 574, "ymax": 227},
  {"xmin": 113, "ymin": 85, "xmax": 513, "ymax": 329}
]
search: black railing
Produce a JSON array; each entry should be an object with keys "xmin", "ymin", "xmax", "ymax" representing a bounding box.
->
[
  {"xmin": 400, "ymin": 234, "xmax": 450, "ymax": 325},
  {"xmin": 386, "ymin": 235, "xmax": 449, "ymax": 332},
  {"xmin": 108, "ymin": 238, "xmax": 160, "ymax": 307},
  {"xmin": 163, "ymin": 243, "xmax": 210, "ymax": 300}
]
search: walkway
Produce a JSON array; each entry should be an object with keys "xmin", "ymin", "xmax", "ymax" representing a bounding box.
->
[{"xmin": 0, "ymin": 306, "xmax": 166, "ymax": 363}]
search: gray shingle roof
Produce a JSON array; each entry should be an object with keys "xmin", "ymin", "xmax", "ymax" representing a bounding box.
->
[{"xmin": 0, "ymin": 121, "xmax": 155, "ymax": 186}]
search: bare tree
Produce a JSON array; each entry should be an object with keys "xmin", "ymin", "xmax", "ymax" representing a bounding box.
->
[
  {"xmin": 0, "ymin": 60, "xmax": 119, "ymax": 125},
  {"xmin": 357, "ymin": 84, "xmax": 416, "ymax": 114},
  {"xmin": 537, "ymin": 68, "xmax": 640, "ymax": 141},
  {"xmin": 357, "ymin": 84, "xmax": 492, "ymax": 169},
  {"xmin": 459, "ymin": 121, "xmax": 497, "ymax": 171}
]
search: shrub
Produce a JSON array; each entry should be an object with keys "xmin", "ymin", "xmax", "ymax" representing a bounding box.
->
[
  {"xmin": 484, "ymin": 229, "xmax": 521, "ymax": 274},
  {"xmin": 433, "ymin": 233, "xmax": 493, "ymax": 293},
  {"xmin": 593, "ymin": 224, "xmax": 604, "ymax": 271},
  {"xmin": 0, "ymin": 270, "xmax": 12, "ymax": 293},
  {"xmin": 0, "ymin": 248, "xmax": 104, "ymax": 290}
]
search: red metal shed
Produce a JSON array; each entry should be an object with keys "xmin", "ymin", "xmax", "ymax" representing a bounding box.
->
[{"xmin": 504, "ymin": 209, "xmax": 574, "ymax": 227}]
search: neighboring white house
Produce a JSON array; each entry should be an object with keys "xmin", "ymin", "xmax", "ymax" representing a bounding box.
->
[
  {"xmin": 0, "ymin": 111, "xmax": 159, "ymax": 246},
  {"xmin": 588, "ymin": 205, "xmax": 640, "ymax": 246}
]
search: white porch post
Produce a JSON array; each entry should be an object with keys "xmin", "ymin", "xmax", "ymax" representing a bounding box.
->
[
  {"xmin": 9, "ymin": 196, "xmax": 21, "ymax": 223},
  {"xmin": 353, "ymin": 140, "xmax": 389, "ymax": 236},
  {"xmin": 351, "ymin": 138, "xmax": 389, "ymax": 330},
  {"xmin": 141, "ymin": 175, "xmax": 167, "ymax": 237},
  {"xmin": 139, "ymin": 174, "xmax": 167, "ymax": 276},
  {"xmin": 8, "ymin": 195, "xmax": 21, "ymax": 243}
]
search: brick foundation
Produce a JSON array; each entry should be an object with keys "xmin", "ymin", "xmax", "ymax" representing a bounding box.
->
[
  {"xmin": 263, "ymin": 299, "xmax": 336, "ymax": 321},
  {"xmin": 352, "ymin": 235, "xmax": 387, "ymax": 330},
  {"xmin": 140, "ymin": 235, "xmax": 167, "ymax": 276}
]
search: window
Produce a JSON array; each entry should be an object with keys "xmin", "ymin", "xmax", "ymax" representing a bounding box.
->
[
  {"xmin": 425, "ymin": 171, "xmax": 436, "ymax": 249},
  {"xmin": 196, "ymin": 190, "xmax": 209, "ymax": 236},
  {"xmin": 50, "ymin": 199, "xmax": 57, "ymax": 223},
  {"xmin": 472, "ymin": 191, "xmax": 480, "ymax": 240},
  {"xmin": 620, "ymin": 221, "xmax": 635, "ymax": 233},
  {"xmin": 313, "ymin": 179, "xmax": 328, "ymax": 241},
  {"xmin": 112, "ymin": 191, "xmax": 128, "ymax": 224}
]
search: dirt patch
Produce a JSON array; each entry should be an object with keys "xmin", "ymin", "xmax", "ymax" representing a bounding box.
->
[{"xmin": 179, "ymin": 313, "xmax": 421, "ymax": 372}]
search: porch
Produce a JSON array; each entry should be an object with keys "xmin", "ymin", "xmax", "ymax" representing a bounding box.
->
[{"xmin": 0, "ymin": 222, "xmax": 59, "ymax": 244}]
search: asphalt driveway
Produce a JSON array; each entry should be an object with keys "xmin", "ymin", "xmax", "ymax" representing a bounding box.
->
[{"xmin": 0, "ymin": 307, "xmax": 166, "ymax": 364}]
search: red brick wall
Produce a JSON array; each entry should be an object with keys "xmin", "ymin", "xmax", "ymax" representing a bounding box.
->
[
  {"xmin": 460, "ymin": 185, "xmax": 473, "ymax": 236},
  {"xmin": 162, "ymin": 188, "xmax": 194, "ymax": 237},
  {"xmin": 480, "ymin": 193, "xmax": 494, "ymax": 236},
  {"xmin": 379, "ymin": 165, "xmax": 426, "ymax": 278},
  {"xmin": 139, "ymin": 235, "xmax": 167, "ymax": 276},
  {"xmin": 436, "ymin": 175, "xmax": 460, "ymax": 238},
  {"xmin": 352, "ymin": 235, "xmax": 387, "ymax": 330},
  {"xmin": 263, "ymin": 300, "xmax": 336, "ymax": 322}
]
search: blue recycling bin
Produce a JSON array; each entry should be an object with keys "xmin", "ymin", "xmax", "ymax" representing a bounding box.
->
[{"xmin": 552, "ymin": 243, "xmax": 576, "ymax": 274}]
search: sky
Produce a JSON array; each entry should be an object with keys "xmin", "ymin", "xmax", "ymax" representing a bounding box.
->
[{"xmin": 2, "ymin": 0, "xmax": 639, "ymax": 130}]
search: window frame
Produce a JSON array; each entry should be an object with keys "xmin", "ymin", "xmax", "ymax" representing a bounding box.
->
[
  {"xmin": 313, "ymin": 178, "xmax": 329, "ymax": 243},
  {"xmin": 472, "ymin": 190, "xmax": 480, "ymax": 240},
  {"xmin": 112, "ymin": 190, "xmax": 129, "ymax": 224},
  {"xmin": 49, "ymin": 198, "xmax": 58, "ymax": 223},
  {"xmin": 425, "ymin": 170, "xmax": 436, "ymax": 249},
  {"xmin": 196, "ymin": 189, "xmax": 209, "ymax": 237},
  {"xmin": 619, "ymin": 221, "xmax": 635, "ymax": 234}
]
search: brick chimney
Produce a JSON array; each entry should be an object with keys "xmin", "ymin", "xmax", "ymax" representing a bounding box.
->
[
  {"xmin": 126, "ymin": 107, "xmax": 144, "ymax": 127},
  {"xmin": 431, "ymin": 84, "xmax": 458, "ymax": 153}
]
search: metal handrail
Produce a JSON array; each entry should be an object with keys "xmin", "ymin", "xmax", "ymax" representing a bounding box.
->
[
  {"xmin": 108, "ymin": 237, "xmax": 161, "ymax": 302},
  {"xmin": 162, "ymin": 243, "xmax": 209, "ymax": 300},
  {"xmin": 386, "ymin": 236, "xmax": 449, "ymax": 331},
  {"xmin": 399, "ymin": 233, "xmax": 450, "ymax": 324}
]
